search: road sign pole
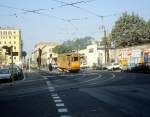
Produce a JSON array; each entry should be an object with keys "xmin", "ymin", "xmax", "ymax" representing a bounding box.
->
[{"xmin": 11, "ymin": 46, "xmax": 14, "ymax": 83}]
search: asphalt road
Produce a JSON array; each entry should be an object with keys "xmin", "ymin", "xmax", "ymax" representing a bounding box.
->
[{"xmin": 0, "ymin": 70, "xmax": 150, "ymax": 117}]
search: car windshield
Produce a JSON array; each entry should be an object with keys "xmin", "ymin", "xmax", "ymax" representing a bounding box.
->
[{"xmin": 0, "ymin": 69, "xmax": 9, "ymax": 74}]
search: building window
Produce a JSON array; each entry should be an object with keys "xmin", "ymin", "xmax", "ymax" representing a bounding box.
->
[
  {"xmin": 14, "ymin": 46, "xmax": 16, "ymax": 49},
  {"xmin": 4, "ymin": 41, "xmax": 6, "ymax": 44},
  {"xmin": 8, "ymin": 31, "xmax": 12, "ymax": 35},
  {"xmin": 14, "ymin": 36, "xmax": 16, "ymax": 39},
  {"xmin": 14, "ymin": 31, "xmax": 16, "ymax": 34},
  {"xmin": 89, "ymin": 48, "xmax": 94, "ymax": 53},
  {"xmin": 9, "ymin": 41, "xmax": 11, "ymax": 44},
  {"xmin": 3, "ymin": 31, "xmax": 6, "ymax": 35},
  {"xmin": 14, "ymin": 41, "xmax": 16, "ymax": 44},
  {"xmin": 9, "ymin": 36, "xmax": 11, "ymax": 39},
  {"xmin": 10, "ymin": 57, "xmax": 11, "ymax": 59},
  {"xmin": 49, "ymin": 48, "xmax": 52, "ymax": 52},
  {"xmin": 0, "ymin": 42, "xmax": 1, "ymax": 44},
  {"xmin": 14, "ymin": 57, "xmax": 16, "ymax": 60}
]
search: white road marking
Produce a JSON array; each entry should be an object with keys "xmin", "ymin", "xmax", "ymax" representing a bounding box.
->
[
  {"xmin": 23, "ymin": 72, "xmax": 26, "ymax": 81},
  {"xmin": 49, "ymin": 89, "xmax": 55, "ymax": 92},
  {"xmin": 56, "ymin": 103, "xmax": 65, "ymax": 107},
  {"xmin": 59, "ymin": 72, "xmax": 98, "ymax": 77},
  {"xmin": 51, "ymin": 94, "xmax": 58, "ymax": 97},
  {"xmin": 43, "ymin": 77, "xmax": 48, "ymax": 80},
  {"xmin": 87, "ymin": 73, "xmax": 116, "ymax": 86},
  {"xmin": 48, "ymin": 87, "xmax": 54, "ymax": 90},
  {"xmin": 46, "ymin": 81, "xmax": 51, "ymax": 83},
  {"xmin": 46, "ymin": 81, "xmax": 52, "ymax": 86},
  {"xmin": 52, "ymin": 96, "xmax": 60, "ymax": 99},
  {"xmin": 54, "ymin": 99, "xmax": 62, "ymax": 103},
  {"xmin": 112, "ymin": 73, "xmax": 116, "ymax": 78},
  {"xmin": 43, "ymin": 75, "xmax": 56, "ymax": 78},
  {"xmin": 54, "ymin": 74, "xmax": 102, "ymax": 88},
  {"xmin": 60, "ymin": 115, "xmax": 71, "ymax": 117},
  {"xmin": 58, "ymin": 108, "xmax": 68, "ymax": 113}
]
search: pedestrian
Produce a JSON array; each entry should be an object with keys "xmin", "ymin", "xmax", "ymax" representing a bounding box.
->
[{"xmin": 48, "ymin": 63, "xmax": 53, "ymax": 71}]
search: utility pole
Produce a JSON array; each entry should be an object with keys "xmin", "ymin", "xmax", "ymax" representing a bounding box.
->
[
  {"xmin": 100, "ymin": 16, "xmax": 109, "ymax": 65},
  {"xmin": 10, "ymin": 46, "xmax": 15, "ymax": 83}
]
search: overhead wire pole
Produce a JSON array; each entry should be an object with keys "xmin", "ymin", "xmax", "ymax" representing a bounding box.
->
[
  {"xmin": 100, "ymin": 16, "xmax": 106, "ymax": 64},
  {"xmin": 98, "ymin": 14, "xmax": 118, "ymax": 64},
  {"xmin": 99, "ymin": 16, "xmax": 109, "ymax": 65}
]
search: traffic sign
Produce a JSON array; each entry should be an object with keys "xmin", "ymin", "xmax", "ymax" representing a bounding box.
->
[{"xmin": 12, "ymin": 52, "xmax": 18, "ymax": 56}]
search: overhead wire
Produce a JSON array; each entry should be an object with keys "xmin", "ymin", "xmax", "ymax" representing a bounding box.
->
[
  {"xmin": 0, "ymin": 4, "xmax": 81, "ymax": 34},
  {"xmin": 50, "ymin": 0, "xmax": 118, "ymax": 37},
  {"xmin": 50, "ymin": 0, "xmax": 96, "ymax": 9}
]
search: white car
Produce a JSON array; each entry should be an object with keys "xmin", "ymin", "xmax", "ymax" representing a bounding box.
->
[
  {"xmin": 0, "ymin": 68, "xmax": 11, "ymax": 80},
  {"xmin": 52, "ymin": 64, "xmax": 58, "ymax": 69},
  {"xmin": 106, "ymin": 63, "xmax": 121, "ymax": 71}
]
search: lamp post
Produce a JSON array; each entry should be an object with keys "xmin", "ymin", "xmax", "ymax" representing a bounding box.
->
[{"xmin": 2, "ymin": 45, "xmax": 14, "ymax": 83}]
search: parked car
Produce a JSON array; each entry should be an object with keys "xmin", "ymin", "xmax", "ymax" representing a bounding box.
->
[
  {"xmin": 120, "ymin": 65, "xmax": 128, "ymax": 71},
  {"xmin": 9, "ymin": 65, "xmax": 19, "ymax": 79},
  {"xmin": 16, "ymin": 66, "xmax": 23, "ymax": 78},
  {"xmin": 52, "ymin": 64, "xmax": 58, "ymax": 69},
  {"xmin": 0, "ymin": 68, "xmax": 11, "ymax": 80},
  {"xmin": 106, "ymin": 63, "xmax": 121, "ymax": 71},
  {"xmin": 80, "ymin": 64, "xmax": 88, "ymax": 69}
]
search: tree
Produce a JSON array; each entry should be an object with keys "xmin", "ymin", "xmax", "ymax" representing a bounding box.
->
[
  {"xmin": 146, "ymin": 19, "xmax": 150, "ymax": 42},
  {"xmin": 22, "ymin": 51, "xmax": 27, "ymax": 59},
  {"xmin": 53, "ymin": 36, "xmax": 94, "ymax": 54},
  {"xmin": 111, "ymin": 12, "xmax": 148, "ymax": 48}
]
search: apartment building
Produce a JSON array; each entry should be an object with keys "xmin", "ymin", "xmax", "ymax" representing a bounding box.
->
[
  {"xmin": 0, "ymin": 27, "xmax": 22, "ymax": 65},
  {"xmin": 32, "ymin": 42, "xmax": 58, "ymax": 66},
  {"xmin": 79, "ymin": 41, "xmax": 106, "ymax": 68}
]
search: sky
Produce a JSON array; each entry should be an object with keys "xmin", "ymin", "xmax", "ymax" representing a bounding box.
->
[{"xmin": 0, "ymin": 0, "xmax": 150, "ymax": 54}]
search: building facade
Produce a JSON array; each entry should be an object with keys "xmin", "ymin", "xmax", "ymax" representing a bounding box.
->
[
  {"xmin": 79, "ymin": 41, "xmax": 106, "ymax": 68},
  {"xmin": 32, "ymin": 42, "xmax": 58, "ymax": 66},
  {"xmin": 0, "ymin": 28, "xmax": 22, "ymax": 65}
]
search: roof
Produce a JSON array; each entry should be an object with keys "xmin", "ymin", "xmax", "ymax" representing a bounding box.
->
[{"xmin": 0, "ymin": 27, "xmax": 20, "ymax": 30}]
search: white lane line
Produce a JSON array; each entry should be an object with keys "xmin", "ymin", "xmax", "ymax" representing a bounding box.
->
[
  {"xmin": 52, "ymin": 96, "xmax": 60, "ymax": 99},
  {"xmin": 60, "ymin": 115, "xmax": 71, "ymax": 117},
  {"xmin": 48, "ymin": 87, "xmax": 55, "ymax": 90},
  {"xmin": 46, "ymin": 81, "xmax": 51, "ymax": 84},
  {"xmin": 43, "ymin": 77, "xmax": 48, "ymax": 80},
  {"xmin": 59, "ymin": 73, "xmax": 98, "ymax": 77},
  {"xmin": 23, "ymin": 72, "xmax": 26, "ymax": 81},
  {"xmin": 49, "ymin": 89, "xmax": 55, "ymax": 92},
  {"xmin": 54, "ymin": 99, "xmax": 62, "ymax": 103},
  {"xmin": 46, "ymin": 81, "xmax": 52, "ymax": 86},
  {"xmin": 112, "ymin": 73, "xmax": 116, "ymax": 78},
  {"xmin": 58, "ymin": 108, "xmax": 68, "ymax": 113},
  {"xmin": 51, "ymin": 94, "xmax": 58, "ymax": 97},
  {"xmin": 87, "ymin": 73, "xmax": 116, "ymax": 86},
  {"xmin": 56, "ymin": 103, "xmax": 65, "ymax": 107},
  {"xmin": 43, "ymin": 75, "xmax": 56, "ymax": 78},
  {"xmin": 54, "ymin": 74, "xmax": 102, "ymax": 88}
]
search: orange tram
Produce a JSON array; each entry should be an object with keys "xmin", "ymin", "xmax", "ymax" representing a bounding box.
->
[{"xmin": 57, "ymin": 53, "xmax": 80, "ymax": 72}]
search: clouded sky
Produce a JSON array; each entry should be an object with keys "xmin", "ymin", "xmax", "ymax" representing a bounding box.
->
[{"xmin": 0, "ymin": 0, "xmax": 149, "ymax": 54}]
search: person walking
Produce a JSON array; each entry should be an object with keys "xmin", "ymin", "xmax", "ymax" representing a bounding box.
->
[{"xmin": 48, "ymin": 63, "xmax": 53, "ymax": 71}]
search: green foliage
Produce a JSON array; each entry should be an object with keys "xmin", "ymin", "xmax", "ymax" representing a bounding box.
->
[
  {"xmin": 22, "ymin": 51, "xmax": 27, "ymax": 58},
  {"xmin": 111, "ymin": 12, "xmax": 149, "ymax": 48},
  {"xmin": 53, "ymin": 36, "xmax": 93, "ymax": 54}
]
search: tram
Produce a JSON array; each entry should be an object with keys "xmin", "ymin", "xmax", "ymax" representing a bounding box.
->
[{"xmin": 57, "ymin": 52, "xmax": 80, "ymax": 72}]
